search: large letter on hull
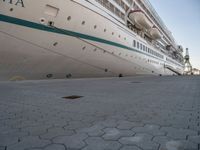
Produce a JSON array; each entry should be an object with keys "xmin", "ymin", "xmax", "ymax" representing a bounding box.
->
[{"xmin": 15, "ymin": 0, "xmax": 24, "ymax": 7}]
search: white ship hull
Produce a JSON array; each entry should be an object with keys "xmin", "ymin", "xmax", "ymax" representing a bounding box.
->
[{"xmin": 0, "ymin": 0, "xmax": 183, "ymax": 81}]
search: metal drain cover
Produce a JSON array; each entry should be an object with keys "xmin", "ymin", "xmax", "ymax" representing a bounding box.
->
[{"xmin": 62, "ymin": 95, "xmax": 83, "ymax": 99}]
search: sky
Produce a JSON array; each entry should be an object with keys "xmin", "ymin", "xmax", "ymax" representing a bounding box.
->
[{"xmin": 149, "ymin": 0, "xmax": 200, "ymax": 69}]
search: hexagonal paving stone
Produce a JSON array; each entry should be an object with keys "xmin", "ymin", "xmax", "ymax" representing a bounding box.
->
[
  {"xmin": 0, "ymin": 130, "xmax": 28, "ymax": 146},
  {"xmin": 43, "ymin": 144, "xmax": 65, "ymax": 150},
  {"xmin": 83, "ymin": 137, "xmax": 121, "ymax": 150},
  {"xmin": 119, "ymin": 133, "xmax": 159, "ymax": 150},
  {"xmin": 131, "ymin": 124, "xmax": 165, "ymax": 136},
  {"xmin": 22, "ymin": 125, "xmax": 51, "ymax": 136},
  {"xmin": 7, "ymin": 136, "xmax": 51, "ymax": 150},
  {"xmin": 53, "ymin": 133, "xmax": 88, "ymax": 149},
  {"xmin": 160, "ymin": 127, "xmax": 197, "ymax": 140},
  {"xmin": 158, "ymin": 140, "xmax": 198, "ymax": 150},
  {"xmin": 64, "ymin": 121, "xmax": 90, "ymax": 130},
  {"xmin": 102, "ymin": 128, "xmax": 134, "ymax": 140},
  {"xmin": 153, "ymin": 135, "xmax": 171, "ymax": 145},
  {"xmin": 117, "ymin": 120, "xmax": 143, "ymax": 130},
  {"xmin": 120, "ymin": 146, "xmax": 142, "ymax": 150},
  {"xmin": 40, "ymin": 127, "xmax": 74, "ymax": 140},
  {"xmin": 188, "ymin": 135, "xmax": 200, "ymax": 144},
  {"xmin": 77, "ymin": 124, "xmax": 104, "ymax": 136},
  {"xmin": 94, "ymin": 119, "xmax": 118, "ymax": 128}
]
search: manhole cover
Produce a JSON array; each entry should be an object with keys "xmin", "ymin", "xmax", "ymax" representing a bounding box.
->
[{"xmin": 62, "ymin": 95, "xmax": 83, "ymax": 99}]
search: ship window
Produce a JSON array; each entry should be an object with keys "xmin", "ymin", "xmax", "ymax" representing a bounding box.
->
[
  {"xmin": 82, "ymin": 46, "xmax": 86, "ymax": 50},
  {"xmin": 82, "ymin": 21, "xmax": 85, "ymax": 25},
  {"xmin": 143, "ymin": 45, "xmax": 145, "ymax": 51},
  {"xmin": 133, "ymin": 40, "xmax": 136, "ymax": 47},
  {"xmin": 94, "ymin": 25, "xmax": 97, "ymax": 29},
  {"xmin": 67, "ymin": 16, "xmax": 71, "ymax": 21},
  {"xmin": 140, "ymin": 44, "xmax": 142, "ymax": 50},
  {"xmin": 112, "ymin": 32, "xmax": 114, "ymax": 35},
  {"xmin": 137, "ymin": 42, "xmax": 139, "ymax": 49},
  {"xmin": 119, "ymin": 35, "xmax": 121, "ymax": 38},
  {"xmin": 104, "ymin": 29, "xmax": 107, "ymax": 32}
]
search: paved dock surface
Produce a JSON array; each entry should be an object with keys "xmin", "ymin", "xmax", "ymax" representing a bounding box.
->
[{"xmin": 0, "ymin": 76, "xmax": 200, "ymax": 150}]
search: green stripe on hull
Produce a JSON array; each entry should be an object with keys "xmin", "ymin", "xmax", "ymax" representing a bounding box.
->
[{"xmin": 0, "ymin": 14, "xmax": 162, "ymax": 61}]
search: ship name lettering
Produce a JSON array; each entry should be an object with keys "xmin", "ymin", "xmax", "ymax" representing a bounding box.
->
[{"xmin": 2, "ymin": 0, "xmax": 25, "ymax": 7}]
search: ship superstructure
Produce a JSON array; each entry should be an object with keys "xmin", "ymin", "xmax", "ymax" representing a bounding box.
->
[
  {"xmin": 0, "ymin": 0, "xmax": 184, "ymax": 80},
  {"xmin": 96, "ymin": 0, "xmax": 184, "ymax": 64}
]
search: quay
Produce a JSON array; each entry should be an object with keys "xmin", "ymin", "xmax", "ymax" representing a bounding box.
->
[{"xmin": 0, "ymin": 76, "xmax": 200, "ymax": 150}]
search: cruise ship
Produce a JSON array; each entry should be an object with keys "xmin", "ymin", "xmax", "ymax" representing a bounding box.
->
[{"xmin": 0, "ymin": 0, "xmax": 184, "ymax": 81}]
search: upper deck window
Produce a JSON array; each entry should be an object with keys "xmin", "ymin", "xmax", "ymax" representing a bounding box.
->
[{"xmin": 137, "ymin": 42, "xmax": 139, "ymax": 49}]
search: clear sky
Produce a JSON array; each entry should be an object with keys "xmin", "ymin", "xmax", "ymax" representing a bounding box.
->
[{"xmin": 149, "ymin": 0, "xmax": 200, "ymax": 69}]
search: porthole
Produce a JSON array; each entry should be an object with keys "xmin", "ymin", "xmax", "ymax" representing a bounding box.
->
[
  {"xmin": 46, "ymin": 74, "xmax": 53, "ymax": 78},
  {"xmin": 82, "ymin": 21, "xmax": 85, "ymax": 25},
  {"xmin": 53, "ymin": 42, "xmax": 58, "ymax": 46},
  {"xmin": 94, "ymin": 25, "xmax": 97, "ymax": 29},
  {"xmin": 112, "ymin": 32, "xmax": 114, "ymax": 35},
  {"xmin": 82, "ymin": 46, "xmax": 86, "ymax": 50},
  {"xmin": 10, "ymin": 8, "xmax": 13, "ymax": 11},
  {"xmin": 40, "ymin": 18, "xmax": 46, "ymax": 24},
  {"xmin": 93, "ymin": 48, "xmax": 97, "ymax": 52},
  {"xmin": 104, "ymin": 29, "xmax": 107, "ymax": 32},
  {"xmin": 118, "ymin": 35, "xmax": 121, "ymax": 38},
  {"xmin": 67, "ymin": 16, "xmax": 71, "ymax": 21},
  {"xmin": 105, "ymin": 69, "xmax": 108, "ymax": 72}
]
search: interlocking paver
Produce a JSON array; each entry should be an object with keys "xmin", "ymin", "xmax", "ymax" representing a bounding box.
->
[
  {"xmin": 119, "ymin": 133, "xmax": 159, "ymax": 150},
  {"xmin": 102, "ymin": 128, "xmax": 135, "ymax": 140},
  {"xmin": 117, "ymin": 120, "xmax": 143, "ymax": 130},
  {"xmin": 160, "ymin": 126, "xmax": 197, "ymax": 140},
  {"xmin": 83, "ymin": 137, "xmax": 121, "ymax": 150},
  {"xmin": 94, "ymin": 119, "xmax": 118, "ymax": 128},
  {"xmin": 43, "ymin": 144, "xmax": 65, "ymax": 150},
  {"xmin": 7, "ymin": 136, "xmax": 51, "ymax": 150},
  {"xmin": 40, "ymin": 127, "xmax": 74, "ymax": 139},
  {"xmin": 120, "ymin": 146, "xmax": 142, "ymax": 150},
  {"xmin": 77, "ymin": 124, "xmax": 104, "ymax": 136},
  {"xmin": 159, "ymin": 140, "xmax": 198, "ymax": 150},
  {"xmin": 188, "ymin": 135, "xmax": 200, "ymax": 144},
  {"xmin": 0, "ymin": 130, "xmax": 28, "ymax": 146},
  {"xmin": 53, "ymin": 133, "xmax": 88, "ymax": 149},
  {"xmin": 131, "ymin": 124, "xmax": 165, "ymax": 136},
  {"xmin": 0, "ymin": 76, "xmax": 199, "ymax": 150}
]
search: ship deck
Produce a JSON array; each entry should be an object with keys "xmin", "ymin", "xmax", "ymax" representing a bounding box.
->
[{"xmin": 0, "ymin": 76, "xmax": 200, "ymax": 150}]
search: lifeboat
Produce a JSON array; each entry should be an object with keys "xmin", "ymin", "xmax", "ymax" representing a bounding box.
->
[
  {"xmin": 129, "ymin": 10, "xmax": 153, "ymax": 30},
  {"xmin": 149, "ymin": 26, "xmax": 162, "ymax": 39}
]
